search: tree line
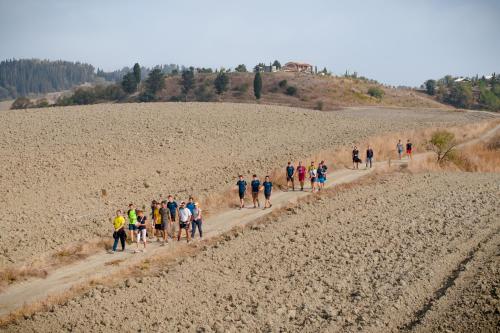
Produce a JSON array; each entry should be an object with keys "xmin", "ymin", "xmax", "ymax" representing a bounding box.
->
[
  {"xmin": 0, "ymin": 59, "xmax": 95, "ymax": 99},
  {"xmin": 423, "ymin": 74, "xmax": 500, "ymax": 111}
]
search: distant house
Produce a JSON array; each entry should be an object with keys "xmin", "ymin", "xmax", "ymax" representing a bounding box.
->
[
  {"xmin": 454, "ymin": 77, "xmax": 470, "ymax": 83},
  {"xmin": 254, "ymin": 64, "xmax": 277, "ymax": 73},
  {"xmin": 282, "ymin": 62, "xmax": 313, "ymax": 73}
]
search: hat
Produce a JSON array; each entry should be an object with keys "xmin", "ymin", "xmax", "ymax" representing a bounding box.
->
[{"xmin": 180, "ymin": 201, "xmax": 185, "ymax": 205}]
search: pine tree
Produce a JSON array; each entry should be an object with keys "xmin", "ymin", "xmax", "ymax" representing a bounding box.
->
[
  {"xmin": 181, "ymin": 67, "xmax": 195, "ymax": 100},
  {"xmin": 214, "ymin": 71, "xmax": 230, "ymax": 95},
  {"xmin": 253, "ymin": 71, "xmax": 262, "ymax": 100},
  {"xmin": 121, "ymin": 73, "xmax": 137, "ymax": 94},
  {"xmin": 133, "ymin": 63, "xmax": 141, "ymax": 84}
]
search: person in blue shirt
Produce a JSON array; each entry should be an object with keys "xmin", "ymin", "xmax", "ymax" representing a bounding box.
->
[
  {"xmin": 166, "ymin": 195, "xmax": 179, "ymax": 239},
  {"xmin": 186, "ymin": 196, "xmax": 195, "ymax": 214},
  {"xmin": 286, "ymin": 161, "xmax": 295, "ymax": 191},
  {"xmin": 236, "ymin": 175, "xmax": 247, "ymax": 209},
  {"xmin": 262, "ymin": 176, "xmax": 273, "ymax": 209},
  {"xmin": 250, "ymin": 174, "xmax": 261, "ymax": 208}
]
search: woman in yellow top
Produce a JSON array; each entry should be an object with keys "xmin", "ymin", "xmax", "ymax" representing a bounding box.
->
[
  {"xmin": 153, "ymin": 202, "xmax": 162, "ymax": 241},
  {"xmin": 111, "ymin": 210, "xmax": 127, "ymax": 253}
]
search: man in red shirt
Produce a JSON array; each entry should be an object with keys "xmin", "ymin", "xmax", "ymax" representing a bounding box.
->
[{"xmin": 296, "ymin": 161, "xmax": 306, "ymax": 191}]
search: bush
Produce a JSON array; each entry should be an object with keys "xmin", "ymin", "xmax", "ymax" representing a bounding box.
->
[
  {"xmin": 285, "ymin": 86, "xmax": 298, "ymax": 96},
  {"xmin": 425, "ymin": 79, "xmax": 437, "ymax": 95},
  {"xmin": 428, "ymin": 130, "xmax": 457, "ymax": 164},
  {"xmin": 194, "ymin": 84, "xmax": 215, "ymax": 102},
  {"xmin": 138, "ymin": 92, "xmax": 157, "ymax": 102},
  {"xmin": 72, "ymin": 88, "xmax": 97, "ymax": 105},
  {"xmin": 234, "ymin": 64, "xmax": 247, "ymax": 72},
  {"xmin": 214, "ymin": 71, "xmax": 230, "ymax": 95},
  {"xmin": 367, "ymin": 87, "xmax": 384, "ymax": 99},
  {"xmin": 479, "ymin": 88, "xmax": 500, "ymax": 111},
  {"xmin": 121, "ymin": 72, "xmax": 138, "ymax": 94},
  {"xmin": 278, "ymin": 80, "xmax": 287, "ymax": 88},
  {"xmin": 55, "ymin": 95, "xmax": 74, "ymax": 106},
  {"xmin": 315, "ymin": 100, "xmax": 324, "ymax": 110},
  {"xmin": 11, "ymin": 97, "xmax": 33, "ymax": 109},
  {"xmin": 35, "ymin": 98, "xmax": 50, "ymax": 108}
]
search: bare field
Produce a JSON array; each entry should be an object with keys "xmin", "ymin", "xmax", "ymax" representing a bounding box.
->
[
  {"xmin": 3, "ymin": 172, "xmax": 498, "ymax": 332},
  {"xmin": 0, "ymin": 103, "xmax": 495, "ymax": 268}
]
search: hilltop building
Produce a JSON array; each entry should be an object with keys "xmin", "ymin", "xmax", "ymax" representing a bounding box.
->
[{"xmin": 282, "ymin": 62, "xmax": 314, "ymax": 74}]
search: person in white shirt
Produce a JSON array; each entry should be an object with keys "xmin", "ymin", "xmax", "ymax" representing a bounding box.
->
[{"xmin": 177, "ymin": 201, "xmax": 192, "ymax": 243}]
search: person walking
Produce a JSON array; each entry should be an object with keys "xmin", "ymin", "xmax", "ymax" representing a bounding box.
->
[
  {"xmin": 167, "ymin": 195, "xmax": 179, "ymax": 240},
  {"xmin": 178, "ymin": 201, "xmax": 192, "ymax": 243},
  {"xmin": 251, "ymin": 174, "xmax": 261, "ymax": 208},
  {"xmin": 149, "ymin": 200, "xmax": 157, "ymax": 239},
  {"xmin": 262, "ymin": 176, "xmax": 273, "ymax": 209},
  {"xmin": 308, "ymin": 161, "xmax": 318, "ymax": 192},
  {"xmin": 111, "ymin": 210, "xmax": 126, "ymax": 253},
  {"xmin": 135, "ymin": 210, "xmax": 147, "ymax": 253},
  {"xmin": 153, "ymin": 201, "xmax": 162, "ymax": 242},
  {"xmin": 317, "ymin": 162, "xmax": 326, "ymax": 191},
  {"xmin": 406, "ymin": 139, "xmax": 413, "ymax": 159},
  {"xmin": 191, "ymin": 202, "xmax": 203, "ymax": 239},
  {"xmin": 366, "ymin": 145, "xmax": 374, "ymax": 168},
  {"xmin": 186, "ymin": 196, "xmax": 195, "ymax": 214},
  {"xmin": 297, "ymin": 161, "xmax": 306, "ymax": 191},
  {"xmin": 352, "ymin": 146, "xmax": 361, "ymax": 169},
  {"xmin": 286, "ymin": 162, "xmax": 295, "ymax": 191},
  {"xmin": 396, "ymin": 140, "xmax": 404, "ymax": 160},
  {"xmin": 127, "ymin": 203, "xmax": 138, "ymax": 243},
  {"xmin": 236, "ymin": 175, "xmax": 247, "ymax": 209},
  {"xmin": 159, "ymin": 201, "xmax": 170, "ymax": 245}
]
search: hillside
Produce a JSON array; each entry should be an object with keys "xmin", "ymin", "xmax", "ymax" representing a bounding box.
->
[{"xmin": 160, "ymin": 72, "xmax": 448, "ymax": 110}]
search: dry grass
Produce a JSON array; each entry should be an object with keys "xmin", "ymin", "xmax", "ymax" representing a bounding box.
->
[{"xmin": 0, "ymin": 238, "xmax": 112, "ymax": 289}]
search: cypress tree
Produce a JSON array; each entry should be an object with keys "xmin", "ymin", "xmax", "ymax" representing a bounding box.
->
[
  {"xmin": 133, "ymin": 63, "xmax": 141, "ymax": 84},
  {"xmin": 253, "ymin": 71, "xmax": 262, "ymax": 100}
]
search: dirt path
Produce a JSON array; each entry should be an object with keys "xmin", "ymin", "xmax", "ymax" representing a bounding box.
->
[{"xmin": 0, "ymin": 123, "xmax": 498, "ymax": 321}]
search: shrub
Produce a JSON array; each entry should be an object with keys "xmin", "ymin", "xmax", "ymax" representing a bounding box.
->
[
  {"xmin": 315, "ymin": 100, "xmax": 324, "ymax": 110},
  {"xmin": 72, "ymin": 88, "xmax": 97, "ymax": 105},
  {"xmin": 234, "ymin": 64, "xmax": 247, "ymax": 72},
  {"xmin": 35, "ymin": 98, "xmax": 50, "ymax": 108},
  {"xmin": 214, "ymin": 71, "xmax": 230, "ymax": 95},
  {"xmin": 55, "ymin": 95, "xmax": 74, "ymax": 106},
  {"xmin": 138, "ymin": 92, "xmax": 157, "ymax": 102},
  {"xmin": 285, "ymin": 86, "xmax": 298, "ymax": 96},
  {"xmin": 428, "ymin": 130, "xmax": 457, "ymax": 164},
  {"xmin": 367, "ymin": 87, "xmax": 384, "ymax": 99},
  {"xmin": 194, "ymin": 84, "xmax": 215, "ymax": 102},
  {"xmin": 425, "ymin": 79, "xmax": 437, "ymax": 95},
  {"xmin": 121, "ymin": 72, "xmax": 138, "ymax": 94},
  {"xmin": 278, "ymin": 80, "xmax": 287, "ymax": 88},
  {"xmin": 11, "ymin": 97, "xmax": 33, "ymax": 109}
]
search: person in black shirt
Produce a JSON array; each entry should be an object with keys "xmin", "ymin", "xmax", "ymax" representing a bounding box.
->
[
  {"xmin": 406, "ymin": 139, "xmax": 413, "ymax": 159},
  {"xmin": 352, "ymin": 146, "xmax": 360, "ymax": 169},
  {"xmin": 236, "ymin": 175, "xmax": 247, "ymax": 209},
  {"xmin": 286, "ymin": 162, "xmax": 295, "ymax": 191},
  {"xmin": 366, "ymin": 145, "xmax": 374, "ymax": 168},
  {"xmin": 251, "ymin": 174, "xmax": 261, "ymax": 208},
  {"xmin": 135, "ymin": 210, "xmax": 147, "ymax": 253}
]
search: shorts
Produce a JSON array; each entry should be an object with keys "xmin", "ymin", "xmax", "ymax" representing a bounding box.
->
[
  {"xmin": 239, "ymin": 191, "xmax": 245, "ymax": 199},
  {"xmin": 406, "ymin": 149, "xmax": 412, "ymax": 154},
  {"xmin": 252, "ymin": 192, "xmax": 259, "ymax": 200},
  {"xmin": 264, "ymin": 192, "xmax": 271, "ymax": 199},
  {"xmin": 318, "ymin": 177, "xmax": 325, "ymax": 184},
  {"xmin": 398, "ymin": 149, "xmax": 403, "ymax": 154},
  {"xmin": 311, "ymin": 177, "xmax": 317, "ymax": 183},
  {"xmin": 287, "ymin": 176, "xmax": 294, "ymax": 181},
  {"xmin": 160, "ymin": 223, "xmax": 168, "ymax": 230},
  {"xmin": 137, "ymin": 229, "xmax": 146, "ymax": 242},
  {"xmin": 128, "ymin": 224, "xmax": 137, "ymax": 231},
  {"xmin": 179, "ymin": 222, "xmax": 189, "ymax": 229},
  {"xmin": 170, "ymin": 213, "xmax": 177, "ymax": 221},
  {"xmin": 154, "ymin": 224, "xmax": 162, "ymax": 230},
  {"xmin": 298, "ymin": 174, "xmax": 305, "ymax": 182}
]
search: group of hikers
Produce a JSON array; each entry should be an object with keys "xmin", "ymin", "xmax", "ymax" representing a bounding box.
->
[{"xmin": 110, "ymin": 139, "xmax": 413, "ymax": 253}]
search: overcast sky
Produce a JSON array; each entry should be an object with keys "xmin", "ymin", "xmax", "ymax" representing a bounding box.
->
[{"xmin": 0, "ymin": 0, "xmax": 499, "ymax": 86}]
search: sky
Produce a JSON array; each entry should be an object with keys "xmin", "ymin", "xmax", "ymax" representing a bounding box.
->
[{"xmin": 0, "ymin": 0, "xmax": 499, "ymax": 86}]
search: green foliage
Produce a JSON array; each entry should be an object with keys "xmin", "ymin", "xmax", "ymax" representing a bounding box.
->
[
  {"xmin": 315, "ymin": 100, "xmax": 324, "ymax": 110},
  {"xmin": 479, "ymin": 88, "xmax": 500, "ymax": 111},
  {"xmin": 197, "ymin": 67, "xmax": 213, "ymax": 74},
  {"xmin": 145, "ymin": 68, "xmax": 165, "ymax": 96},
  {"xmin": 0, "ymin": 59, "xmax": 95, "ymax": 99},
  {"xmin": 11, "ymin": 97, "xmax": 33, "ymax": 109},
  {"xmin": 121, "ymin": 72, "xmax": 138, "ymax": 94},
  {"xmin": 194, "ymin": 83, "xmax": 215, "ymax": 102},
  {"xmin": 138, "ymin": 92, "xmax": 156, "ymax": 102},
  {"xmin": 235, "ymin": 64, "xmax": 247, "ymax": 72},
  {"xmin": 272, "ymin": 60, "xmax": 281, "ymax": 69},
  {"xmin": 35, "ymin": 98, "xmax": 50, "ymax": 108},
  {"xmin": 55, "ymin": 95, "xmax": 74, "ymax": 106},
  {"xmin": 214, "ymin": 71, "xmax": 230, "ymax": 95},
  {"xmin": 253, "ymin": 71, "xmax": 262, "ymax": 100},
  {"xmin": 181, "ymin": 67, "xmax": 195, "ymax": 98},
  {"xmin": 278, "ymin": 80, "xmax": 287, "ymax": 88},
  {"xmin": 72, "ymin": 88, "xmax": 97, "ymax": 105},
  {"xmin": 367, "ymin": 86, "xmax": 384, "ymax": 99},
  {"xmin": 285, "ymin": 86, "xmax": 298, "ymax": 96},
  {"xmin": 133, "ymin": 63, "xmax": 141, "ymax": 84},
  {"xmin": 425, "ymin": 79, "xmax": 437, "ymax": 95},
  {"xmin": 254, "ymin": 63, "xmax": 266, "ymax": 72},
  {"xmin": 447, "ymin": 82, "xmax": 473, "ymax": 108},
  {"xmin": 428, "ymin": 130, "xmax": 457, "ymax": 164}
]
